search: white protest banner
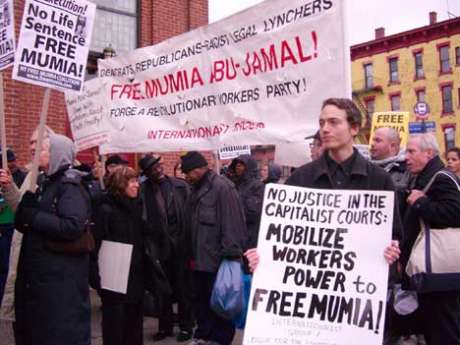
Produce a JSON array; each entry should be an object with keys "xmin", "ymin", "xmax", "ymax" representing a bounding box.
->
[
  {"xmin": 218, "ymin": 144, "xmax": 251, "ymax": 160},
  {"xmin": 0, "ymin": 0, "xmax": 14, "ymax": 70},
  {"xmin": 12, "ymin": 0, "xmax": 96, "ymax": 92},
  {"xmin": 244, "ymin": 184, "xmax": 394, "ymax": 345},
  {"xmin": 65, "ymin": 78, "xmax": 110, "ymax": 151},
  {"xmin": 98, "ymin": 0, "xmax": 349, "ymax": 154}
]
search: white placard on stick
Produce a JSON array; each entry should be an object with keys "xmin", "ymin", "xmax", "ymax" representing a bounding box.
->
[
  {"xmin": 13, "ymin": 0, "xmax": 96, "ymax": 92},
  {"xmin": 218, "ymin": 144, "xmax": 251, "ymax": 160},
  {"xmin": 243, "ymin": 184, "xmax": 394, "ymax": 345},
  {"xmin": 65, "ymin": 78, "xmax": 110, "ymax": 151},
  {"xmin": 0, "ymin": 0, "xmax": 15, "ymax": 70},
  {"xmin": 98, "ymin": 240, "xmax": 133, "ymax": 294}
]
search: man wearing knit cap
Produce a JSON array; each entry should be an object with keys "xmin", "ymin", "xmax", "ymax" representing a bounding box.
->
[{"xmin": 180, "ymin": 151, "xmax": 247, "ymax": 345}]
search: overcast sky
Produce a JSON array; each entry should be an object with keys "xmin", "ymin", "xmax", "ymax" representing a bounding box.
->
[{"xmin": 209, "ymin": 0, "xmax": 460, "ymax": 45}]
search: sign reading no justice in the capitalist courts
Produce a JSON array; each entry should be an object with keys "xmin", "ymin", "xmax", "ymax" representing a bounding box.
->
[{"xmin": 244, "ymin": 184, "xmax": 394, "ymax": 345}]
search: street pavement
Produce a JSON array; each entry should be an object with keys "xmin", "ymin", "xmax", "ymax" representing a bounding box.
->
[
  {"xmin": 1, "ymin": 290, "xmax": 421, "ymax": 345},
  {"xmin": 1, "ymin": 290, "xmax": 244, "ymax": 345}
]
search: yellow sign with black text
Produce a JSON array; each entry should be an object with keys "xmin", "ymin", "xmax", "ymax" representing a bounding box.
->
[{"xmin": 369, "ymin": 111, "xmax": 409, "ymax": 148}]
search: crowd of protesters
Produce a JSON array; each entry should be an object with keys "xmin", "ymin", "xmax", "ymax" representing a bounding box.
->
[{"xmin": 0, "ymin": 98, "xmax": 459, "ymax": 345}]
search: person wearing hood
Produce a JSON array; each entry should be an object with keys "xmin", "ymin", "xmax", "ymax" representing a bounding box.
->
[
  {"xmin": 263, "ymin": 163, "xmax": 282, "ymax": 184},
  {"xmin": 13, "ymin": 134, "xmax": 92, "ymax": 345},
  {"xmin": 370, "ymin": 127, "xmax": 410, "ymax": 217},
  {"xmin": 229, "ymin": 154, "xmax": 264, "ymax": 248}
]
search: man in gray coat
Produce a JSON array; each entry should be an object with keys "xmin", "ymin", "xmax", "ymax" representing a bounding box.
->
[{"xmin": 181, "ymin": 151, "xmax": 247, "ymax": 345}]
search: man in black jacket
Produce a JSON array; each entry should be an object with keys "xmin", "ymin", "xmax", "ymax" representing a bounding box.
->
[
  {"xmin": 139, "ymin": 154, "xmax": 193, "ymax": 342},
  {"xmin": 229, "ymin": 154, "xmax": 264, "ymax": 249},
  {"xmin": 402, "ymin": 133, "xmax": 460, "ymax": 345},
  {"xmin": 181, "ymin": 151, "xmax": 247, "ymax": 345},
  {"xmin": 286, "ymin": 98, "xmax": 402, "ymax": 345}
]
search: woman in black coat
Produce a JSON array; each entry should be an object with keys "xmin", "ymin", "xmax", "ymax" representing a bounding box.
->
[{"xmin": 94, "ymin": 166, "xmax": 167, "ymax": 345}]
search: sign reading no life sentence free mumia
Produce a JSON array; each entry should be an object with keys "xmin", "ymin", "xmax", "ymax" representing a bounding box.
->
[
  {"xmin": 244, "ymin": 184, "xmax": 394, "ymax": 345},
  {"xmin": 13, "ymin": 0, "xmax": 96, "ymax": 92}
]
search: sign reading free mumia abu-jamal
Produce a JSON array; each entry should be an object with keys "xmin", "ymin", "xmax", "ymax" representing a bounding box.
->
[
  {"xmin": 13, "ymin": 0, "xmax": 96, "ymax": 92},
  {"xmin": 244, "ymin": 184, "xmax": 394, "ymax": 345}
]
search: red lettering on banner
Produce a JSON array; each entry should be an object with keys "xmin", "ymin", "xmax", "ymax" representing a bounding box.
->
[
  {"xmin": 241, "ymin": 31, "xmax": 318, "ymax": 78},
  {"xmin": 111, "ymin": 68, "xmax": 204, "ymax": 100}
]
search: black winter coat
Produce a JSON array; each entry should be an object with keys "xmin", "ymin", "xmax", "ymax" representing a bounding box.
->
[
  {"xmin": 401, "ymin": 156, "xmax": 460, "ymax": 269},
  {"xmin": 94, "ymin": 194, "xmax": 146, "ymax": 303},
  {"xmin": 186, "ymin": 170, "xmax": 247, "ymax": 272},
  {"xmin": 14, "ymin": 168, "xmax": 91, "ymax": 345},
  {"xmin": 93, "ymin": 193, "xmax": 170, "ymax": 304},
  {"xmin": 229, "ymin": 155, "xmax": 265, "ymax": 249},
  {"xmin": 140, "ymin": 175, "xmax": 189, "ymax": 259}
]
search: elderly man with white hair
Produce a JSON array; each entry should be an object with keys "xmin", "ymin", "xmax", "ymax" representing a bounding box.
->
[{"xmin": 402, "ymin": 133, "xmax": 460, "ymax": 345}]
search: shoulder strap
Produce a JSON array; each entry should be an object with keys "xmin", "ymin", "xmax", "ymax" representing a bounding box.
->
[{"xmin": 423, "ymin": 170, "xmax": 460, "ymax": 193}]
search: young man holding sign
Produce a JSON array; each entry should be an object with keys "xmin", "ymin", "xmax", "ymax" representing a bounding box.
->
[{"xmin": 245, "ymin": 98, "xmax": 402, "ymax": 344}]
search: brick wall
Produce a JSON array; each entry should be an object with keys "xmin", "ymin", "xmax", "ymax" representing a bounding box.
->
[{"xmin": 8, "ymin": 0, "xmax": 208, "ymax": 170}]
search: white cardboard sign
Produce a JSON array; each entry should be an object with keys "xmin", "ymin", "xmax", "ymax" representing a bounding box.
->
[{"xmin": 244, "ymin": 184, "xmax": 394, "ymax": 345}]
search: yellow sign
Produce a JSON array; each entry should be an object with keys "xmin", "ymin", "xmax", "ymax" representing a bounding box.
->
[{"xmin": 369, "ymin": 111, "xmax": 409, "ymax": 148}]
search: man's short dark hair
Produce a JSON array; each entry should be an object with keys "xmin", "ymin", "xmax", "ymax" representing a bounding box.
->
[{"xmin": 322, "ymin": 98, "xmax": 362, "ymax": 128}]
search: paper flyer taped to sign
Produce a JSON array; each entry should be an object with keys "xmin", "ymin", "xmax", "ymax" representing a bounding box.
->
[
  {"xmin": 98, "ymin": 0, "xmax": 349, "ymax": 154},
  {"xmin": 369, "ymin": 111, "xmax": 409, "ymax": 148},
  {"xmin": 65, "ymin": 78, "xmax": 110, "ymax": 151},
  {"xmin": 12, "ymin": 0, "xmax": 96, "ymax": 91},
  {"xmin": 243, "ymin": 184, "xmax": 393, "ymax": 345},
  {"xmin": 0, "ymin": 0, "xmax": 14, "ymax": 70}
]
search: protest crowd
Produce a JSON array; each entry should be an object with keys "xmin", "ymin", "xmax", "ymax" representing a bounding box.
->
[
  {"xmin": 1, "ymin": 1, "xmax": 460, "ymax": 345},
  {"xmin": 0, "ymin": 97, "xmax": 459, "ymax": 345}
]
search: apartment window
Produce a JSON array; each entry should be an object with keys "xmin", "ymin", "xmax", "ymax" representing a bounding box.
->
[
  {"xmin": 90, "ymin": 0, "xmax": 137, "ymax": 54},
  {"xmin": 365, "ymin": 98, "xmax": 375, "ymax": 120},
  {"xmin": 443, "ymin": 125, "xmax": 456, "ymax": 151},
  {"xmin": 416, "ymin": 89, "xmax": 426, "ymax": 103},
  {"xmin": 439, "ymin": 45, "xmax": 451, "ymax": 73},
  {"xmin": 364, "ymin": 63, "xmax": 373, "ymax": 88},
  {"xmin": 414, "ymin": 52, "xmax": 424, "ymax": 79},
  {"xmin": 442, "ymin": 85, "xmax": 453, "ymax": 114},
  {"xmin": 456, "ymin": 47, "xmax": 460, "ymax": 65},
  {"xmin": 390, "ymin": 94, "xmax": 400, "ymax": 111},
  {"xmin": 389, "ymin": 58, "xmax": 399, "ymax": 83}
]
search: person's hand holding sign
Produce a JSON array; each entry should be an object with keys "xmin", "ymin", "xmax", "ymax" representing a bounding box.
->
[
  {"xmin": 384, "ymin": 240, "xmax": 400, "ymax": 264},
  {"xmin": 0, "ymin": 168, "xmax": 12, "ymax": 187},
  {"xmin": 245, "ymin": 240, "xmax": 401, "ymax": 273},
  {"xmin": 244, "ymin": 248, "xmax": 260, "ymax": 273}
]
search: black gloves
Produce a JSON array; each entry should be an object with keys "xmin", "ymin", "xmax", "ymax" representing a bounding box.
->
[{"xmin": 15, "ymin": 192, "xmax": 40, "ymax": 232}]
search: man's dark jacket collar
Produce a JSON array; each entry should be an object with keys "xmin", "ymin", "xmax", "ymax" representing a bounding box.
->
[{"xmin": 312, "ymin": 148, "xmax": 368, "ymax": 183}]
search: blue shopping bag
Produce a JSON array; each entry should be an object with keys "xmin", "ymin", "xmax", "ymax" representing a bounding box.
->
[{"xmin": 210, "ymin": 260, "xmax": 244, "ymax": 320}]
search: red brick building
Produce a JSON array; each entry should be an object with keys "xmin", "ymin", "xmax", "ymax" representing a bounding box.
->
[{"xmin": 8, "ymin": 0, "xmax": 208, "ymax": 175}]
